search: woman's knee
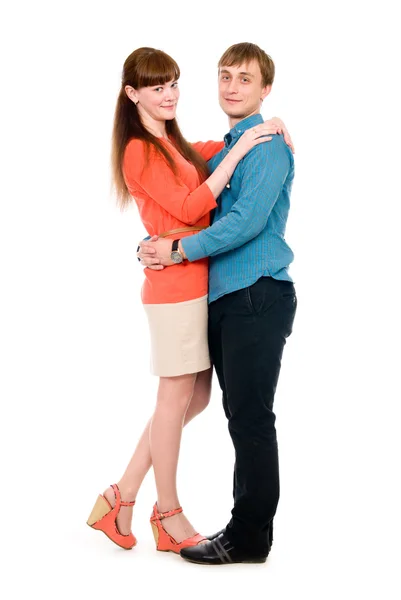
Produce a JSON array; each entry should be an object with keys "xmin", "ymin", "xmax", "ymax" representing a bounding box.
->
[{"xmin": 157, "ymin": 373, "xmax": 197, "ymax": 408}]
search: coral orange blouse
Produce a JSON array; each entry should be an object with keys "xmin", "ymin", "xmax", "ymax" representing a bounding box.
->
[{"xmin": 123, "ymin": 138, "xmax": 224, "ymax": 304}]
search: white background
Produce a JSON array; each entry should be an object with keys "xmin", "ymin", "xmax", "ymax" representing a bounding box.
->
[{"xmin": 1, "ymin": 1, "xmax": 400, "ymax": 598}]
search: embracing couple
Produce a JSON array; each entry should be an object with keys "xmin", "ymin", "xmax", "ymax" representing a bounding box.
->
[{"xmin": 87, "ymin": 42, "xmax": 297, "ymax": 566}]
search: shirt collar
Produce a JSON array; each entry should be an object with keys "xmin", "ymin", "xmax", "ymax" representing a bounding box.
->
[{"xmin": 224, "ymin": 113, "xmax": 264, "ymax": 147}]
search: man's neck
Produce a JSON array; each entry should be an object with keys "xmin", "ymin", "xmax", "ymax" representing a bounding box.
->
[{"xmin": 228, "ymin": 109, "xmax": 261, "ymax": 130}]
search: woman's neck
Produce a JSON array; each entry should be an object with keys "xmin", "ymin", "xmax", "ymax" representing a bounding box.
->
[{"xmin": 140, "ymin": 111, "xmax": 167, "ymax": 139}]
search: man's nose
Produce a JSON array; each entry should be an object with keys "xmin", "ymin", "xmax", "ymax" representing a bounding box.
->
[{"xmin": 227, "ymin": 80, "xmax": 238, "ymax": 94}]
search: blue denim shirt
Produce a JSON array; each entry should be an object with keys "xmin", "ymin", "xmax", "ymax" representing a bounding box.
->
[{"xmin": 181, "ymin": 114, "xmax": 295, "ymax": 303}]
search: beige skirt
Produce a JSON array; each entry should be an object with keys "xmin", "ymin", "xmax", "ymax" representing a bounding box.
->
[{"xmin": 143, "ymin": 294, "xmax": 210, "ymax": 377}]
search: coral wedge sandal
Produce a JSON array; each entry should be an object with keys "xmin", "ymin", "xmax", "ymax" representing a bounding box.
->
[
  {"xmin": 87, "ymin": 484, "xmax": 137, "ymax": 549},
  {"xmin": 150, "ymin": 504, "xmax": 206, "ymax": 553}
]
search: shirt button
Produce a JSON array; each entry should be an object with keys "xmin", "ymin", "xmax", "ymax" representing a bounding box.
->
[{"xmin": 226, "ymin": 183, "xmax": 231, "ymax": 188}]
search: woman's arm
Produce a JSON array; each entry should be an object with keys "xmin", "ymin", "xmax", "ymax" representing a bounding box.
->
[
  {"xmin": 192, "ymin": 119, "xmax": 294, "ymax": 161},
  {"xmin": 202, "ymin": 121, "xmax": 280, "ymax": 198},
  {"xmin": 124, "ymin": 124, "xmax": 279, "ymax": 225},
  {"xmin": 124, "ymin": 139, "xmax": 216, "ymax": 225},
  {"xmin": 191, "ymin": 141, "xmax": 224, "ymax": 161}
]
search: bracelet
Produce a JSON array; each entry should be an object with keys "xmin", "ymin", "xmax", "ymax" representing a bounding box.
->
[{"xmin": 217, "ymin": 164, "xmax": 230, "ymax": 185}]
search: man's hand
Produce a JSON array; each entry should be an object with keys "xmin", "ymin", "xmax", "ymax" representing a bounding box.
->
[{"xmin": 137, "ymin": 236, "xmax": 175, "ymax": 269}]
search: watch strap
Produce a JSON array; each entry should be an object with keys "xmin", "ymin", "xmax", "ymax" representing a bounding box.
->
[{"xmin": 172, "ymin": 239, "xmax": 180, "ymax": 252}]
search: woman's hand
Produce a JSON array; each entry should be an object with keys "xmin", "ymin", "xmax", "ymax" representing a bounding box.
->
[
  {"xmin": 230, "ymin": 121, "xmax": 281, "ymax": 161},
  {"xmin": 231, "ymin": 118, "xmax": 295, "ymax": 159},
  {"xmin": 267, "ymin": 117, "xmax": 295, "ymax": 153}
]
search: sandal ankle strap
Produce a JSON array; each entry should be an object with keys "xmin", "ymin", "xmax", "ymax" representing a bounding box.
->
[
  {"xmin": 120, "ymin": 500, "xmax": 136, "ymax": 507},
  {"xmin": 111, "ymin": 484, "xmax": 136, "ymax": 507},
  {"xmin": 151, "ymin": 505, "xmax": 183, "ymax": 521}
]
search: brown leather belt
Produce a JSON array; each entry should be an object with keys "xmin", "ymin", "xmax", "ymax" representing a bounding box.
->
[
  {"xmin": 158, "ymin": 226, "xmax": 206, "ymax": 238},
  {"xmin": 137, "ymin": 226, "xmax": 205, "ymax": 262}
]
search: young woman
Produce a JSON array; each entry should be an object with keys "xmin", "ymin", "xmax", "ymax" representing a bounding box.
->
[{"xmin": 87, "ymin": 47, "xmax": 291, "ymax": 554}]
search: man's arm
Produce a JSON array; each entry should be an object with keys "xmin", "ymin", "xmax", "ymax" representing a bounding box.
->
[
  {"xmin": 138, "ymin": 135, "xmax": 292, "ymax": 267},
  {"xmin": 181, "ymin": 135, "xmax": 292, "ymax": 261}
]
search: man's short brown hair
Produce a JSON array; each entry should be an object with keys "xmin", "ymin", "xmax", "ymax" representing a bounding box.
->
[{"xmin": 218, "ymin": 42, "xmax": 275, "ymax": 87}]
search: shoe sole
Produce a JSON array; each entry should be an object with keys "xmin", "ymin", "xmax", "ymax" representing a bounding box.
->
[
  {"xmin": 87, "ymin": 522, "xmax": 137, "ymax": 550},
  {"xmin": 181, "ymin": 556, "xmax": 267, "ymax": 565}
]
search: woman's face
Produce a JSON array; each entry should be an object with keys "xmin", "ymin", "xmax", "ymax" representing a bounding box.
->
[{"xmin": 131, "ymin": 79, "xmax": 180, "ymax": 123}]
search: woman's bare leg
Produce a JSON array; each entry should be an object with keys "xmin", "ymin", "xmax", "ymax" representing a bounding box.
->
[
  {"xmin": 150, "ymin": 373, "xmax": 197, "ymax": 513},
  {"xmin": 103, "ymin": 368, "xmax": 212, "ymax": 535},
  {"xmin": 154, "ymin": 368, "xmax": 212, "ymax": 542}
]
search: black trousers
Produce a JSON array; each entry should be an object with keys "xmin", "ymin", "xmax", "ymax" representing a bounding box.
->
[{"xmin": 208, "ymin": 276, "xmax": 297, "ymax": 556}]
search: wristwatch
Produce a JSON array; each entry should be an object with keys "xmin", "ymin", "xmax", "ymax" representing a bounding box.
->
[{"xmin": 170, "ymin": 239, "xmax": 183, "ymax": 264}]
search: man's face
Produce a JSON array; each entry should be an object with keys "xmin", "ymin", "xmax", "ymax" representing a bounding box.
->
[{"xmin": 218, "ymin": 60, "xmax": 270, "ymax": 122}]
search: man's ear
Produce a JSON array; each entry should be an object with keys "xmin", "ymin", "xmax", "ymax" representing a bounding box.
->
[{"xmin": 261, "ymin": 84, "xmax": 272, "ymax": 102}]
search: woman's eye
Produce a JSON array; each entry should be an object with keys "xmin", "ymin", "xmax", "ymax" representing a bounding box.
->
[
  {"xmin": 171, "ymin": 82, "xmax": 178, "ymax": 88},
  {"xmin": 154, "ymin": 87, "xmax": 163, "ymax": 92}
]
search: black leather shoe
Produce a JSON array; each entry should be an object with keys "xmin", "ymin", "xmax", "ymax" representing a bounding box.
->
[
  {"xmin": 180, "ymin": 533, "xmax": 268, "ymax": 565},
  {"xmin": 206, "ymin": 528, "xmax": 225, "ymax": 541},
  {"xmin": 207, "ymin": 525, "xmax": 274, "ymax": 545}
]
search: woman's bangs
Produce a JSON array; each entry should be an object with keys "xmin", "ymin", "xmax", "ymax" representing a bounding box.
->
[{"xmin": 137, "ymin": 54, "xmax": 180, "ymax": 88}]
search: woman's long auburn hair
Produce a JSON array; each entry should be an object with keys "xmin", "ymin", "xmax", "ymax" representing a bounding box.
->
[{"xmin": 111, "ymin": 47, "xmax": 209, "ymax": 208}]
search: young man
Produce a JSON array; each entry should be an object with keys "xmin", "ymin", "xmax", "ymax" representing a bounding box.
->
[{"xmin": 139, "ymin": 42, "xmax": 297, "ymax": 565}]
